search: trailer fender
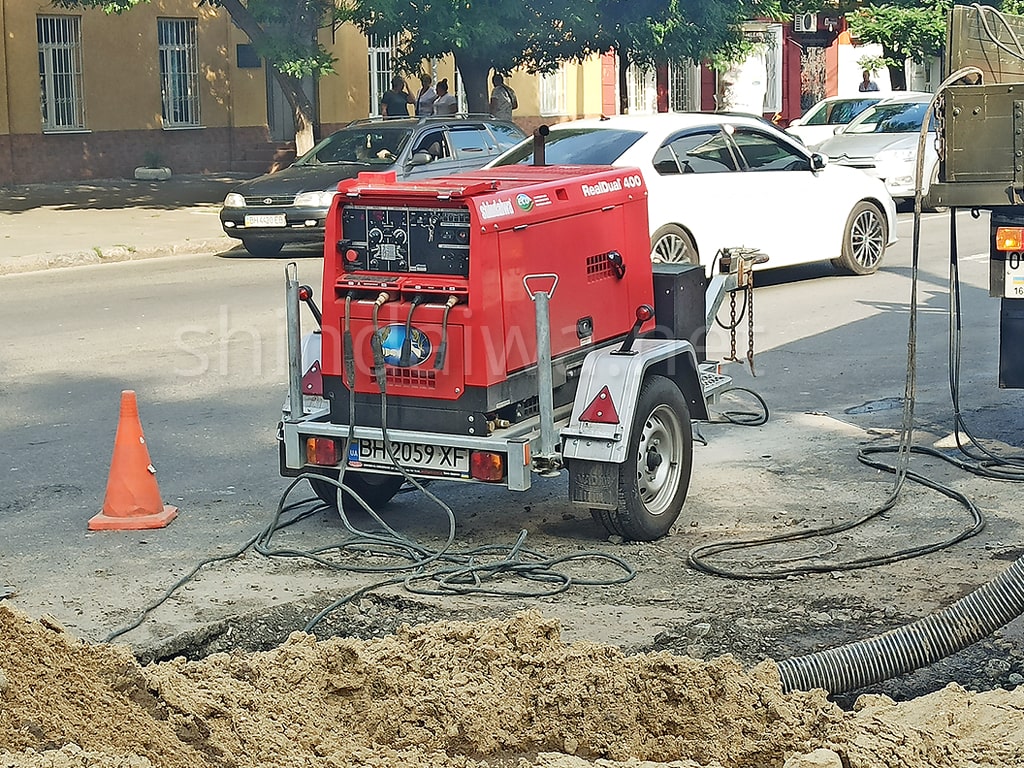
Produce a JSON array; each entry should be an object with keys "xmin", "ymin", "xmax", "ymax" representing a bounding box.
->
[
  {"xmin": 561, "ymin": 338, "xmax": 704, "ymax": 466},
  {"xmin": 282, "ymin": 331, "xmax": 327, "ymax": 417}
]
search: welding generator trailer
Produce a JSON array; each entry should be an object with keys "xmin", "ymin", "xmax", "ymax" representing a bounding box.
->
[{"xmin": 278, "ymin": 164, "xmax": 738, "ymax": 541}]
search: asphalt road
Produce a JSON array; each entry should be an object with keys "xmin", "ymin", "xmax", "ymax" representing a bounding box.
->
[{"xmin": 2, "ymin": 209, "xmax": 1023, "ymax": 669}]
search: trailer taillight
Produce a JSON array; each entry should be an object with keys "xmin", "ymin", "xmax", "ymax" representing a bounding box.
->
[
  {"xmin": 306, "ymin": 437, "xmax": 339, "ymax": 466},
  {"xmin": 470, "ymin": 451, "xmax": 504, "ymax": 482},
  {"xmin": 995, "ymin": 227, "xmax": 1024, "ymax": 251}
]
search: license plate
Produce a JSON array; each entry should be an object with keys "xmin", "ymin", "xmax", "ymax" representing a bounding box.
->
[
  {"xmin": 244, "ymin": 213, "xmax": 286, "ymax": 227},
  {"xmin": 350, "ymin": 439, "xmax": 470, "ymax": 477},
  {"xmin": 1006, "ymin": 255, "xmax": 1024, "ymax": 298}
]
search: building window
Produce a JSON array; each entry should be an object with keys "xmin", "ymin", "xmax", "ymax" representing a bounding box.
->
[
  {"xmin": 37, "ymin": 15, "xmax": 85, "ymax": 131},
  {"xmin": 540, "ymin": 67, "xmax": 566, "ymax": 116},
  {"xmin": 368, "ymin": 34, "xmax": 400, "ymax": 116},
  {"xmin": 158, "ymin": 18, "xmax": 201, "ymax": 127}
]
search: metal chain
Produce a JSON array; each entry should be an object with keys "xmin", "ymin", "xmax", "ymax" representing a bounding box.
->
[
  {"xmin": 746, "ymin": 276, "xmax": 756, "ymax": 376},
  {"xmin": 727, "ymin": 290, "xmax": 738, "ymax": 362}
]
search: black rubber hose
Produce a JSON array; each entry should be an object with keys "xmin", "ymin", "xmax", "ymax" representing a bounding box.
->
[{"xmin": 777, "ymin": 554, "xmax": 1024, "ymax": 694}]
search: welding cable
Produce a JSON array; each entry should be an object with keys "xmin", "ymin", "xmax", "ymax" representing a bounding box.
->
[
  {"xmin": 944, "ymin": 212, "xmax": 1024, "ymax": 479},
  {"xmin": 370, "ymin": 291, "xmax": 390, "ymax": 393},
  {"xmin": 712, "ymin": 386, "xmax": 769, "ymax": 426},
  {"xmin": 343, "ymin": 293, "xmax": 356, "ymax": 390},
  {"xmin": 399, "ymin": 294, "xmax": 424, "ymax": 367},
  {"xmin": 434, "ymin": 295, "xmax": 460, "ymax": 371},
  {"xmin": 689, "ymin": 68, "xmax": 987, "ymax": 581}
]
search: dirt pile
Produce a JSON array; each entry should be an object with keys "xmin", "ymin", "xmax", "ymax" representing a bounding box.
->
[{"xmin": 1, "ymin": 605, "xmax": 1022, "ymax": 768}]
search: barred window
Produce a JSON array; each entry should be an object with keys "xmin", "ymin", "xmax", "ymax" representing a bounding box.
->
[
  {"xmin": 627, "ymin": 65, "xmax": 657, "ymax": 115},
  {"xmin": 37, "ymin": 15, "xmax": 85, "ymax": 131},
  {"xmin": 367, "ymin": 34, "xmax": 400, "ymax": 117},
  {"xmin": 669, "ymin": 61, "xmax": 700, "ymax": 112},
  {"xmin": 158, "ymin": 18, "xmax": 200, "ymax": 127},
  {"xmin": 540, "ymin": 67, "xmax": 566, "ymax": 117}
]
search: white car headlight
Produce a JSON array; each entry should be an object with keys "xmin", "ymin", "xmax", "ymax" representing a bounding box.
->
[
  {"xmin": 223, "ymin": 192, "xmax": 246, "ymax": 208},
  {"xmin": 294, "ymin": 190, "xmax": 337, "ymax": 208},
  {"xmin": 875, "ymin": 148, "xmax": 917, "ymax": 165}
]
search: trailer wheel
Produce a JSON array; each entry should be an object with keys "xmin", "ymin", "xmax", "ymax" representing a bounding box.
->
[
  {"xmin": 308, "ymin": 471, "xmax": 404, "ymax": 512},
  {"xmin": 832, "ymin": 201, "xmax": 886, "ymax": 275},
  {"xmin": 592, "ymin": 375, "xmax": 693, "ymax": 541}
]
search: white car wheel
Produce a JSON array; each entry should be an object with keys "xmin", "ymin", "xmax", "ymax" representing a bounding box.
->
[{"xmin": 833, "ymin": 201, "xmax": 886, "ymax": 276}]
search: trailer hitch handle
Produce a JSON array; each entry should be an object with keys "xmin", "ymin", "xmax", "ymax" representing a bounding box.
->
[{"xmin": 523, "ymin": 272, "xmax": 559, "ymax": 459}]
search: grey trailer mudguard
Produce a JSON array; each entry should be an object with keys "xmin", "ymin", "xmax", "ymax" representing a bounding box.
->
[{"xmin": 560, "ymin": 338, "xmax": 705, "ymax": 465}]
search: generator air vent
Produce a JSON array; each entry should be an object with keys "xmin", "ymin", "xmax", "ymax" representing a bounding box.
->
[
  {"xmin": 586, "ymin": 253, "xmax": 615, "ymax": 282},
  {"xmin": 385, "ymin": 367, "xmax": 437, "ymax": 389}
]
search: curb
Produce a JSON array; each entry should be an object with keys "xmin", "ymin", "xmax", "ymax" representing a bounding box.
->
[{"xmin": 0, "ymin": 238, "xmax": 236, "ymax": 276}]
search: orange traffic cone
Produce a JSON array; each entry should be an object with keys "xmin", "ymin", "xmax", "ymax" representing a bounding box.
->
[{"xmin": 88, "ymin": 390, "xmax": 178, "ymax": 531}]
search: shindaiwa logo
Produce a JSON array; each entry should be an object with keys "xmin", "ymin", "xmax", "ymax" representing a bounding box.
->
[
  {"xmin": 480, "ymin": 198, "xmax": 515, "ymax": 220},
  {"xmin": 516, "ymin": 193, "xmax": 534, "ymax": 211}
]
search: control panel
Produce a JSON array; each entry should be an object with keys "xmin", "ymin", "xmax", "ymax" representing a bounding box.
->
[{"xmin": 340, "ymin": 205, "xmax": 471, "ymax": 276}]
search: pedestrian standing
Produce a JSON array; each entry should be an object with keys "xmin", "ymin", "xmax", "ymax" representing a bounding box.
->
[
  {"xmin": 859, "ymin": 70, "xmax": 880, "ymax": 92},
  {"xmin": 432, "ymin": 79, "xmax": 458, "ymax": 115},
  {"xmin": 381, "ymin": 75, "xmax": 413, "ymax": 118},
  {"xmin": 488, "ymin": 73, "xmax": 517, "ymax": 121},
  {"xmin": 415, "ymin": 73, "xmax": 437, "ymax": 117}
]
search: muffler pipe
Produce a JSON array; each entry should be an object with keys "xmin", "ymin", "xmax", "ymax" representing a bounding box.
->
[{"xmin": 533, "ymin": 125, "xmax": 550, "ymax": 166}]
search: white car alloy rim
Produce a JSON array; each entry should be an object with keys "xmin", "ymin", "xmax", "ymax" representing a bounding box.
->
[
  {"xmin": 850, "ymin": 208, "xmax": 884, "ymax": 269},
  {"xmin": 652, "ymin": 232, "xmax": 694, "ymax": 264}
]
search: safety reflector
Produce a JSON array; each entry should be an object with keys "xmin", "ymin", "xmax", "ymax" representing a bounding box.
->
[
  {"xmin": 470, "ymin": 451, "xmax": 504, "ymax": 482},
  {"xmin": 995, "ymin": 227, "xmax": 1024, "ymax": 251},
  {"xmin": 579, "ymin": 385, "xmax": 620, "ymax": 424},
  {"xmin": 306, "ymin": 437, "xmax": 339, "ymax": 466}
]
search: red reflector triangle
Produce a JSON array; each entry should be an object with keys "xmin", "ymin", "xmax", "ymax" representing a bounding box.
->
[
  {"xmin": 580, "ymin": 385, "xmax": 620, "ymax": 423},
  {"xmin": 302, "ymin": 360, "xmax": 323, "ymax": 395}
]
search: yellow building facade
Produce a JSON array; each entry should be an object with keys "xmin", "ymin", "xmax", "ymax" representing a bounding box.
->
[{"xmin": 0, "ymin": 1, "xmax": 604, "ymax": 186}]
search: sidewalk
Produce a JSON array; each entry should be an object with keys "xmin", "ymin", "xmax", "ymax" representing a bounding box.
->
[{"xmin": 0, "ymin": 173, "xmax": 253, "ymax": 275}]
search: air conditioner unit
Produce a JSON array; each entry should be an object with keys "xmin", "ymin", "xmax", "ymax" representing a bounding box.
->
[{"xmin": 794, "ymin": 13, "xmax": 817, "ymax": 33}]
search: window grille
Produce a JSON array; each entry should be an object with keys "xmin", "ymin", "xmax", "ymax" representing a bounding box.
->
[
  {"xmin": 626, "ymin": 65, "xmax": 656, "ymax": 114},
  {"xmin": 367, "ymin": 34, "xmax": 400, "ymax": 116},
  {"xmin": 37, "ymin": 15, "xmax": 85, "ymax": 131},
  {"xmin": 669, "ymin": 62, "xmax": 700, "ymax": 112},
  {"xmin": 158, "ymin": 18, "xmax": 201, "ymax": 127},
  {"xmin": 540, "ymin": 67, "xmax": 566, "ymax": 116}
]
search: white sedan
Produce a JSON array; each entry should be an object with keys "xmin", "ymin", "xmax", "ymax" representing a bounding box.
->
[{"xmin": 489, "ymin": 113, "xmax": 898, "ymax": 276}]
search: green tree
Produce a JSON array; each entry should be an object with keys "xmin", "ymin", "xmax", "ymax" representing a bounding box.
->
[
  {"xmin": 847, "ymin": 1, "xmax": 949, "ymax": 90},
  {"xmin": 52, "ymin": 0, "xmax": 334, "ymax": 153},
  {"xmin": 339, "ymin": 0, "xmax": 783, "ymax": 115},
  {"xmin": 591, "ymin": 0, "xmax": 783, "ymax": 114}
]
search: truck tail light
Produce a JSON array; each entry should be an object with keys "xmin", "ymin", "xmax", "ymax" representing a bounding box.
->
[
  {"xmin": 470, "ymin": 451, "xmax": 504, "ymax": 482},
  {"xmin": 995, "ymin": 227, "xmax": 1024, "ymax": 251},
  {"xmin": 579, "ymin": 385, "xmax": 620, "ymax": 424},
  {"xmin": 306, "ymin": 437, "xmax": 339, "ymax": 466}
]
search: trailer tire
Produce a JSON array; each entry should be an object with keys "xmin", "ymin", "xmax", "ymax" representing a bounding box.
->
[
  {"xmin": 592, "ymin": 374, "xmax": 693, "ymax": 541},
  {"xmin": 832, "ymin": 201, "xmax": 886, "ymax": 275},
  {"xmin": 309, "ymin": 471, "xmax": 404, "ymax": 512}
]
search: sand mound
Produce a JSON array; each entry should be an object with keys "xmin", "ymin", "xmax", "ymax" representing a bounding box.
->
[{"xmin": 1, "ymin": 606, "xmax": 1022, "ymax": 767}]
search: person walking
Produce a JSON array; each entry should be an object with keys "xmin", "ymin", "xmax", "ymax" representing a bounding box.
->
[
  {"xmin": 488, "ymin": 73, "xmax": 517, "ymax": 121},
  {"xmin": 432, "ymin": 79, "xmax": 458, "ymax": 115},
  {"xmin": 381, "ymin": 75, "xmax": 413, "ymax": 118},
  {"xmin": 415, "ymin": 73, "xmax": 437, "ymax": 117}
]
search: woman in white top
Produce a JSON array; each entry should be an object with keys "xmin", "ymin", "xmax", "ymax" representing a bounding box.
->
[
  {"xmin": 415, "ymin": 73, "xmax": 437, "ymax": 116},
  {"xmin": 432, "ymin": 79, "xmax": 458, "ymax": 116}
]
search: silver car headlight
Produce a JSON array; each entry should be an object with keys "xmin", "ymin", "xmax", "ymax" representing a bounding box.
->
[
  {"xmin": 294, "ymin": 190, "xmax": 337, "ymax": 208},
  {"xmin": 223, "ymin": 192, "xmax": 246, "ymax": 208}
]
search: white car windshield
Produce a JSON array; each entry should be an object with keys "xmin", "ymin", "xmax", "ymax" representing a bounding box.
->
[
  {"xmin": 493, "ymin": 128, "xmax": 645, "ymax": 165},
  {"xmin": 844, "ymin": 101, "xmax": 934, "ymax": 134}
]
